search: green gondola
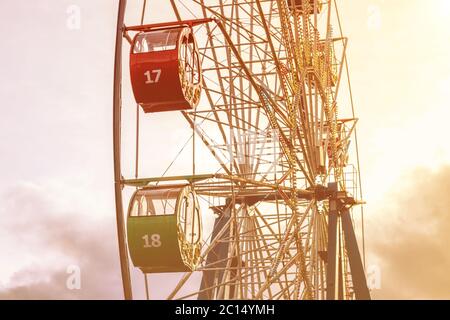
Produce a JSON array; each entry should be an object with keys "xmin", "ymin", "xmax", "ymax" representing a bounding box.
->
[{"xmin": 127, "ymin": 184, "xmax": 202, "ymax": 273}]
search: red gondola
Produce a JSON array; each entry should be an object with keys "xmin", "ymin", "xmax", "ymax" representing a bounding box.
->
[{"xmin": 130, "ymin": 26, "xmax": 202, "ymax": 113}]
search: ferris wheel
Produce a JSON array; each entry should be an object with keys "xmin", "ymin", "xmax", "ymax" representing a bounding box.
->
[{"xmin": 113, "ymin": 0, "xmax": 370, "ymax": 300}]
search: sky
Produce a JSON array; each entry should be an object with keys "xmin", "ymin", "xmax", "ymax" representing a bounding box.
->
[{"xmin": 0, "ymin": 0, "xmax": 449, "ymax": 299}]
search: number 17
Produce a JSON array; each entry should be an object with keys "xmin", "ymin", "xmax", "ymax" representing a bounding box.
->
[{"xmin": 144, "ymin": 69, "xmax": 161, "ymax": 84}]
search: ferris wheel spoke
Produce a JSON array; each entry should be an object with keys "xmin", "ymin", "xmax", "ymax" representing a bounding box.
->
[
  {"xmin": 166, "ymin": 271, "xmax": 194, "ymax": 300},
  {"xmin": 253, "ymin": 199, "xmax": 314, "ymax": 298},
  {"xmin": 251, "ymin": 215, "xmax": 291, "ymax": 298},
  {"xmin": 200, "ymin": 29, "xmax": 251, "ymax": 177}
]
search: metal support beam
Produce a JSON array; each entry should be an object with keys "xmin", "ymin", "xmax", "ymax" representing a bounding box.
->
[
  {"xmin": 341, "ymin": 207, "xmax": 371, "ymax": 300},
  {"xmin": 198, "ymin": 203, "xmax": 232, "ymax": 299},
  {"xmin": 337, "ymin": 225, "xmax": 344, "ymax": 300},
  {"xmin": 326, "ymin": 183, "xmax": 339, "ymax": 300},
  {"xmin": 326, "ymin": 181, "xmax": 370, "ymax": 300}
]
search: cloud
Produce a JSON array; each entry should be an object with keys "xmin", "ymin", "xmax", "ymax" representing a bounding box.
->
[
  {"xmin": 0, "ymin": 182, "xmax": 204, "ymax": 300},
  {"xmin": 368, "ymin": 166, "xmax": 450, "ymax": 299},
  {"xmin": 0, "ymin": 182, "xmax": 122, "ymax": 299},
  {"xmin": 3, "ymin": 166, "xmax": 450, "ymax": 300}
]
